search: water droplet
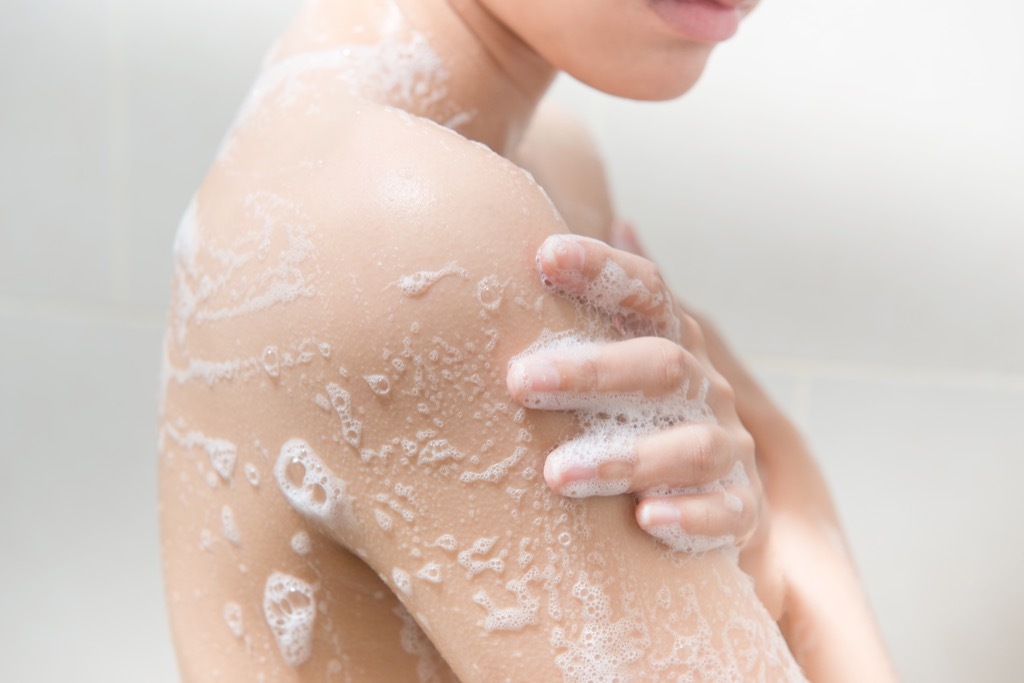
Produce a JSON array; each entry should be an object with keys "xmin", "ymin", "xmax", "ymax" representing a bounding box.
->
[{"xmin": 262, "ymin": 346, "xmax": 281, "ymax": 377}]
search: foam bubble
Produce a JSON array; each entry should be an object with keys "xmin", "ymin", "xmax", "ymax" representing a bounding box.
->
[
  {"xmin": 326, "ymin": 383, "xmax": 362, "ymax": 448},
  {"xmin": 262, "ymin": 346, "xmax": 281, "ymax": 377},
  {"xmin": 395, "ymin": 262, "xmax": 468, "ymax": 297},
  {"xmin": 274, "ymin": 439, "xmax": 355, "ymax": 531},
  {"xmin": 203, "ymin": 438, "xmax": 238, "ymax": 482},
  {"xmin": 375, "ymin": 509, "xmax": 394, "ymax": 531},
  {"xmin": 263, "ymin": 571, "xmax": 317, "ymax": 667},
  {"xmin": 244, "ymin": 463, "xmax": 261, "ymax": 487},
  {"xmin": 363, "ymin": 374, "xmax": 391, "ymax": 396},
  {"xmin": 416, "ymin": 562, "xmax": 442, "ymax": 583},
  {"xmin": 476, "ymin": 275, "xmax": 507, "ymax": 311},
  {"xmin": 417, "ymin": 439, "xmax": 464, "ymax": 465},
  {"xmin": 223, "ymin": 601, "xmax": 244, "ymax": 638},
  {"xmin": 291, "ymin": 531, "xmax": 312, "ymax": 556},
  {"xmin": 459, "ymin": 446, "xmax": 525, "ymax": 484},
  {"xmin": 432, "ymin": 534, "xmax": 457, "ymax": 552},
  {"xmin": 474, "ymin": 566, "xmax": 541, "ymax": 632},
  {"xmin": 393, "ymin": 568, "xmax": 413, "ymax": 595},
  {"xmin": 550, "ymin": 572, "xmax": 645, "ymax": 683},
  {"xmin": 221, "ymin": 505, "xmax": 241, "ymax": 546},
  {"xmin": 510, "ymin": 331, "xmax": 715, "ymax": 501},
  {"xmin": 647, "ymin": 525, "xmax": 734, "ymax": 554},
  {"xmin": 457, "ymin": 537, "xmax": 506, "ymax": 578}
]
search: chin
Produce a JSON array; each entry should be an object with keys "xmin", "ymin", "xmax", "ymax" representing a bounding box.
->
[{"xmin": 569, "ymin": 49, "xmax": 713, "ymax": 102}]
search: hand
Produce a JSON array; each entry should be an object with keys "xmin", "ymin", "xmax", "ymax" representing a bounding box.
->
[{"xmin": 506, "ymin": 227, "xmax": 765, "ymax": 557}]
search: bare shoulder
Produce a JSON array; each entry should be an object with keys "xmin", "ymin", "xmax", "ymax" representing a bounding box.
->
[
  {"xmin": 514, "ymin": 99, "xmax": 617, "ymax": 241},
  {"xmin": 160, "ymin": 104, "xmax": 800, "ymax": 682}
]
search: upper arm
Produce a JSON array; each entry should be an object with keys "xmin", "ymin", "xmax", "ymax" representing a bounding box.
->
[{"xmin": 161, "ymin": 108, "xmax": 802, "ymax": 682}]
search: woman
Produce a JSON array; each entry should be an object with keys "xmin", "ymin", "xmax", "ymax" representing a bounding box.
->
[{"xmin": 158, "ymin": 0, "xmax": 896, "ymax": 680}]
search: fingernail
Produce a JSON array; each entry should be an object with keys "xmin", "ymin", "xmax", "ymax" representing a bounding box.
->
[
  {"xmin": 539, "ymin": 235, "xmax": 586, "ymax": 274},
  {"xmin": 509, "ymin": 358, "xmax": 561, "ymax": 394},
  {"xmin": 639, "ymin": 501, "xmax": 681, "ymax": 528}
]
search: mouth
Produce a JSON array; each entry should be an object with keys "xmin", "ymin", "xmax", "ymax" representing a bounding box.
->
[{"xmin": 649, "ymin": 0, "xmax": 743, "ymax": 43}]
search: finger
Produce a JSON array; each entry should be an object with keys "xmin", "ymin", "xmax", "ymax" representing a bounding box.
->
[
  {"xmin": 636, "ymin": 485, "xmax": 760, "ymax": 552},
  {"xmin": 544, "ymin": 422, "xmax": 754, "ymax": 500},
  {"xmin": 507, "ymin": 336, "xmax": 702, "ymax": 406},
  {"xmin": 536, "ymin": 234, "xmax": 680, "ymax": 337},
  {"xmin": 632, "ymin": 422, "xmax": 753, "ymax": 490}
]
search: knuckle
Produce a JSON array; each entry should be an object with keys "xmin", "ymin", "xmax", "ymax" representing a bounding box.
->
[
  {"xmin": 689, "ymin": 427, "xmax": 721, "ymax": 480},
  {"xmin": 680, "ymin": 501, "xmax": 711, "ymax": 533},
  {"xmin": 579, "ymin": 355, "xmax": 603, "ymax": 392},
  {"xmin": 656, "ymin": 341, "xmax": 689, "ymax": 391}
]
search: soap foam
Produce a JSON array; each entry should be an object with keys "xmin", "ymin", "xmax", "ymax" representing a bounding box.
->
[
  {"xmin": 457, "ymin": 537, "xmax": 506, "ymax": 578},
  {"xmin": 393, "ymin": 567, "xmax": 413, "ymax": 595},
  {"xmin": 291, "ymin": 530, "xmax": 312, "ymax": 556},
  {"xmin": 274, "ymin": 439, "xmax": 355, "ymax": 532},
  {"xmin": 510, "ymin": 331, "xmax": 714, "ymax": 501},
  {"xmin": 394, "ymin": 262, "xmax": 468, "ymax": 297},
  {"xmin": 326, "ymin": 383, "xmax": 362, "ymax": 448},
  {"xmin": 221, "ymin": 505, "xmax": 242, "ymax": 546},
  {"xmin": 223, "ymin": 601, "xmax": 245, "ymax": 638},
  {"xmin": 263, "ymin": 571, "xmax": 317, "ymax": 667},
  {"xmin": 473, "ymin": 566, "xmax": 541, "ymax": 632},
  {"xmin": 551, "ymin": 572, "xmax": 646, "ymax": 683}
]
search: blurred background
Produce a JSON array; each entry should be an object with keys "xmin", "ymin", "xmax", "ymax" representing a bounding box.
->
[{"xmin": 1, "ymin": 0, "xmax": 1021, "ymax": 680}]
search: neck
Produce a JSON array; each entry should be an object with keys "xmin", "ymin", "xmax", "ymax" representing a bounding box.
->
[{"xmin": 276, "ymin": 0, "xmax": 556, "ymax": 156}]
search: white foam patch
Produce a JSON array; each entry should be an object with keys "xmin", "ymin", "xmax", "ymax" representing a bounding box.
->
[
  {"xmin": 476, "ymin": 275, "xmax": 508, "ymax": 311},
  {"xmin": 274, "ymin": 439, "xmax": 355, "ymax": 531},
  {"xmin": 647, "ymin": 525, "xmax": 735, "ymax": 554},
  {"xmin": 459, "ymin": 446, "xmax": 525, "ymax": 484},
  {"xmin": 457, "ymin": 537, "xmax": 506, "ymax": 578},
  {"xmin": 162, "ymin": 426, "xmax": 238, "ymax": 483},
  {"xmin": 395, "ymin": 261, "xmax": 469, "ymax": 297},
  {"xmin": 221, "ymin": 505, "xmax": 241, "ymax": 546},
  {"xmin": 393, "ymin": 568, "xmax": 413, "ymax": 595},
  {"xmin": 416, "ymin": 562, "xmax": 443, "ymax": 583},
  {"xmin": 291, "ymin": 530, "xmax": 312, "ymax": 556},
  {"xmin": 244, "ymin": 463, "xmax": 260, "ymax": 487},
  {"xmin": 263, "ymin": 571, "xmax": 317, "ymax": 668},
  {"xmin": 374, "ymin": 509, "xmax": 394, "ymax": 531},
  {"xmin": 416, "ymin": 439, "xmax": 463, "ymax": 465},
  {"xmin": 223, "ymin": 601, "xmax": 244, "ymax": 638},
  {"xmin": 363, "ymin": 374, "xmax": 391, "ymax": 395},
  {"xmin": 225, "ymin": 0, "xmax": 466, "ymax": 150},
  {"xmin": 326, "ymin": 383, "xmax": 362, "ymax": 448},
  {"xmin": 432, "ymin": 534, "xmax": 457, "ymax": 552},
  {"xmin": 551, "ymin": 572, "xmax": 645, "ymax": 683},
  {"xmin": 473, "ymin": 566, "xmax": 541, "ymax": 632}
]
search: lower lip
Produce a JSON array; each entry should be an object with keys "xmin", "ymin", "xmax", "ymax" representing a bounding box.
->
[{"xmin": 649, "ymin": 0, "xmax": 741, "ymax": 42}]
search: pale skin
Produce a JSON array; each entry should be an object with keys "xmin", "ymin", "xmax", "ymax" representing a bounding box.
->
[{"xmin": 159, "ymin": 0, "xmax": 897, "ymax": 681}]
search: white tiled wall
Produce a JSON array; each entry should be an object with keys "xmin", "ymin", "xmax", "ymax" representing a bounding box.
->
[{"xmin": 1, "ymin": 0, "xmax": 1021, "ymax": 681}]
